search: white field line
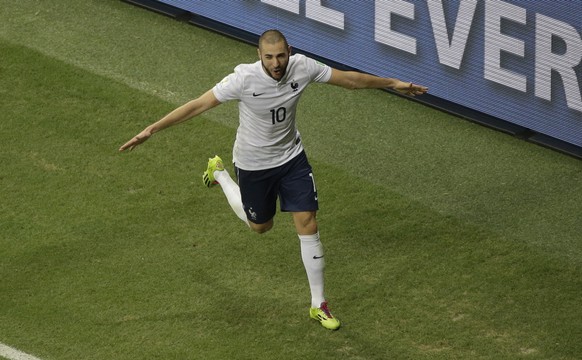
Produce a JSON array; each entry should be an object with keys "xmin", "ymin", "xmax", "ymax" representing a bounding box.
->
[{"xmin": 0, "ymin": 343, "xmax": 44, "ymax": 360}]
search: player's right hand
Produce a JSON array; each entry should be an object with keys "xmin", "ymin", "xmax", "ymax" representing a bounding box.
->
[{"xmin": 119, "ymin": 129, "xmax": 152, "ymax": 152}]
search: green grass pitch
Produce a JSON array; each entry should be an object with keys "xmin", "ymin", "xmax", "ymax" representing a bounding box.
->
[{"xmin": 1, "ymin": 1, "xmax": 581, "ymax": 359}]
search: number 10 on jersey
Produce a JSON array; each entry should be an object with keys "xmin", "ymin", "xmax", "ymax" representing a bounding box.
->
[{"xmin": 271, "ymin": 107, "xmax": 287, "ymax": 125}]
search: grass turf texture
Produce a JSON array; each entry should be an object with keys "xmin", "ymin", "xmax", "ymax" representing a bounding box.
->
[{"xmin": 1, "ymin": 1, "xmax": 581, "ymax": 359}]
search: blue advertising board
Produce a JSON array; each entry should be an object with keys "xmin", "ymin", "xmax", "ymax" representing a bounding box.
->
[{"xmin": 155, "ymin": 0, "xmax": 582, "ymax": 148}]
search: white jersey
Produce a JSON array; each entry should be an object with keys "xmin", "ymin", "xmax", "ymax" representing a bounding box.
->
[{"xmin": 212, "ymin": 54, "xmax": 332, "ymax": 170}]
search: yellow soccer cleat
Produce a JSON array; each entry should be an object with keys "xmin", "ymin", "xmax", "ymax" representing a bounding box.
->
[
  {"xmin": 202, "ymin": 155, "xmax": 224, "ymax": 187},
  {"xmin": 309, "ymin": 301, "xmax": 341, "ymax": 330}
]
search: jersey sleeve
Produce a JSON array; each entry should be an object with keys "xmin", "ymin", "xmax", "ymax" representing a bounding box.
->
[
  {"xmin": 212, "ymin": 65, "xmax": 244, "ymax": 102},
  {"xmin": 304, "ymin": 55, "xmax": 332, "ymax": 83}
]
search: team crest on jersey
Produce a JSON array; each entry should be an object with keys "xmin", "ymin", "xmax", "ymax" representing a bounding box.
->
[{"xmin": 290, "ymin": 81, "xmax": 299, "ymax": 92}]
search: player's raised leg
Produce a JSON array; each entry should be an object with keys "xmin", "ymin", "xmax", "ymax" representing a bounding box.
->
[{"xmin": 203, "ymin": 155, "xmax": 249, "ymax": 226}]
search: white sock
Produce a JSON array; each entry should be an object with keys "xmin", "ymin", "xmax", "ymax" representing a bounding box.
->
[
  {"xmin": 298, "ymin": 232, "xmax": 326, "ymax": 308},
  {"xmin": 214, "ymin": 170, "xmax": 249, "ymax": 226}
]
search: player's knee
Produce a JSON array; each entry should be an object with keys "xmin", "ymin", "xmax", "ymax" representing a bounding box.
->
[
  {"xmin": 249, "ymin": 219, "xmax": 273, "ymax": 234},
  {"xmin": 293, "ymin": 211, "xmax": 318, "ymax": 235},
  {"xmin": 299, "ymin": 221, "xmax": 317, "ymax": 235}
]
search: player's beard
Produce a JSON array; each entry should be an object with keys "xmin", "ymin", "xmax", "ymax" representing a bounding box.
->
[{"xmin": 261, "ymin": 60, "xmax": 288, "ymax": 81}]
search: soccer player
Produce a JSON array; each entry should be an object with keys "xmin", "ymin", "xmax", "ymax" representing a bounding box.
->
[{"xmin": 120, "ymin": 29, "xmax": 428, "ymax": 330}]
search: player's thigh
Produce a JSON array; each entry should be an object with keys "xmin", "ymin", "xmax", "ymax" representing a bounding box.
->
[
  {"xmin": 279, "ymin": 152, "xmax": 319, "ymax": 213},
  {"xmin": 236, "ymin": 166, "xmax": 278, "ymax": 224}
]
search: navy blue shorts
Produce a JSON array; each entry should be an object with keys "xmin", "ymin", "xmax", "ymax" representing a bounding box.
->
[{"xmin": 235, "ymin": 151, "xmax": 319, "ymax": 224}]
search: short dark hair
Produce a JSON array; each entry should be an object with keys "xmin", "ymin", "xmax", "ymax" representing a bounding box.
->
[{"xmin": 258, "ymin": 29, "xmax": 289, "ymax": 50}]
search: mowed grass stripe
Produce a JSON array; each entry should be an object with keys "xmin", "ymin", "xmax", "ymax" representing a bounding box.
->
[{"xmin": 1, "ymin": 40, "xmax": 581, "ymax": 359}]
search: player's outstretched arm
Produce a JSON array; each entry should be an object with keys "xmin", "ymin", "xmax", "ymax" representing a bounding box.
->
[
  {"xmin": 327, "ymin": 68, "xmax": 428, "ymax": 96},
  {"xmin": 119, "ymin": 89, "xmax": 221, "ymax": 151}
]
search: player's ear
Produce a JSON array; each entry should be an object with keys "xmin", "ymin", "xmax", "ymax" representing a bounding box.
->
[
  {"xmin": 288, "ymin": 45, "xmax": 292, "ymax": 55},
  {"xmin": 257, "ymin": 48, "xmax": 261, "ymax": 59}
]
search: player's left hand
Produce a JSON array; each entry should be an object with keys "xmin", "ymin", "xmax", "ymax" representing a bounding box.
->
[{"xmin": 396, "ymin": 82, "xmax": 428, "ymax": 96}]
